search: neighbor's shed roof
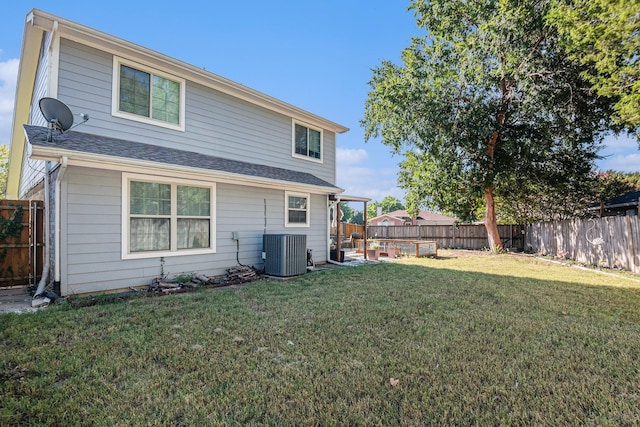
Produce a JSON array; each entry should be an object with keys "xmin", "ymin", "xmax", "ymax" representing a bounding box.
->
[{"xmin": 602, "ymin": 190, "xmax": 640, "ymax": 208}]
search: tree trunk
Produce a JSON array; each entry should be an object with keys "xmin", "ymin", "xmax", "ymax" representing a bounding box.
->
[{"xmin": 484, "ymin": 185, "xmax": 503, "ymax": 252}]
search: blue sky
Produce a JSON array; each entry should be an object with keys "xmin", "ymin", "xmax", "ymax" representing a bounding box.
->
[{"xmin": 1, "ymin": 1, "xmax": 638, "ymax": 204}]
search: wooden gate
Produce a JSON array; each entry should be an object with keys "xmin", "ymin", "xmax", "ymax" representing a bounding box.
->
[{"xmin": 0, "ymin": 201, "xmax": 44, "ymax": 287}]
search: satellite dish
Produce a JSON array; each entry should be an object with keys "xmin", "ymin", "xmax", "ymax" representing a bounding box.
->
[
  {"xmin": 39, "ymin": 97, "xmax": 75, "ymax": 142},
  {"xmin": 39, "ymin": 98, "xmax": 74, "ymax": 131}
]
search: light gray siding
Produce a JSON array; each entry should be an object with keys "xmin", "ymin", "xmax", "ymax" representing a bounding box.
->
[
  {"xmin": 36, "ymin": 35, "xmax": 340, "ymax": 296},
  {"xmin": 20, "ymin": 31, "xmax": 52, "ymax": 198},
  {"xmin": 61, "ymin": 166, "xmax": 328, "ymax": 296},
  {"xmin": 56, "ymin": 38, "xmax": 337, "ymax": 185}
]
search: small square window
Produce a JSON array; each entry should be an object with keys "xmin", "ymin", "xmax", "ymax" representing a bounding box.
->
[{"xmin": 285, "ymin": 192, "xmax": 310, "ymax": 227}]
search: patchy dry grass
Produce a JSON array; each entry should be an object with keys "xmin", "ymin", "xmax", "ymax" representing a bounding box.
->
[{"xmin": 2, "ymin": 250, "xmax": 640, "ymax": 425}]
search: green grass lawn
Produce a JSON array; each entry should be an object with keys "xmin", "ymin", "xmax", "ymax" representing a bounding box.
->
[{"xmin": 2, "ymin": 251, "xmax": 640, "ymax": 425}]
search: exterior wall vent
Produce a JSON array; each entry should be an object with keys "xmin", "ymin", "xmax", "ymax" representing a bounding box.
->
[{"xmin": 263, "ymin": 234, "xmax": 307, "ymax": 277}]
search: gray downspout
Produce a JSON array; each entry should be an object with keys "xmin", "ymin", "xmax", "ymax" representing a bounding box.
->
[
  {"xmin": 32, "ymin": 161, "xmax": 51, "ymax": 304},
  {"xmin": 32, "ymin": 19, "xmax": 60, "ymax": 304},
  {"xmin": 54, "ymin": 156, "xmax": 68, "ymax": 293}
]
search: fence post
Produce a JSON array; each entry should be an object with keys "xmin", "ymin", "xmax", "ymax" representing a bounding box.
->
[
  {"xmin": 452, "ymin": 224, "xmax": 456, "ymax": 249},
  {"xmin": 627, "ymin": 216, "xmax": 637, "ymax": 273},
  {"xmin": 509, "ymin": 225, "xmax": 513, "ymax": 249}
]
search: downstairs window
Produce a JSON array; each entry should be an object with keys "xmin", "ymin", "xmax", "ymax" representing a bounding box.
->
[{"xmin": 123, "ymin": 174, "xmax": 215, "ymax": 258}]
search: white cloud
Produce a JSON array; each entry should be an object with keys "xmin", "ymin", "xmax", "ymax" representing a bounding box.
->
[
  {"xmin": 596, "ymin": 132, "xmax": 639, "ymax": 172},
  {"xmin": 337, "ymin": 164, "xmax": 405, "ymax": 203},
  {"xmin": 0, "ymin": 58, "xmax": 19, "ymax": 146},
  {"xmin": 599, "ymin": 152, "xmax": 640, "ymax": 173},
  {"xmin": 336, "ymin": 147, "xmax": 368, "ymax": 166},
  {"xmin": 601, "ymin": 133, "xmax": 638, "ymax": 154},
  {"xmin": 335, "ymin": 145, "xmax": 406, "ymax": 202}
]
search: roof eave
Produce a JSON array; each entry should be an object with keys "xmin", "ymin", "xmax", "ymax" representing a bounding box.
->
[
  {"xmin": 330, "ymin": 194, "xmax": 371, "ymax": 203},
  {"xmin": 603, "ymin": 202, "xmax": 638, "ymax": 209},
  {"xmin": 30, "ymin": 145, "xmax": 344, "ymax": 195}
]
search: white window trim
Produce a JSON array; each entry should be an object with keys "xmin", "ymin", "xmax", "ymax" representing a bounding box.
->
[
  {"xmin": 291, "ymin": 119, "xmax": 323, "ymax": 163},
  {"xmin": 122, "ymin": 173, "xmax": 216, "ymax": 259},
  {"xmin": 112, "ymin": 57, "xmax": 186, "ymax": 132},
  {"xmin": 285, "ymin": 191, "xmax": 310, "ymax": 228}
]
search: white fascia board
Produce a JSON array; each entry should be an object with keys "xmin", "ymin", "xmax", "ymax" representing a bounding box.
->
[
  {"xmin": 6, "ymin": 13, "xmax": 45, "ymax": 198},
  {"xmin": 336, "ymin": 195, "xmax": 371, "ymax": 203},
  {"xmin": 30, "ymin": 146, "xmax": 344, "ymax": 195}
]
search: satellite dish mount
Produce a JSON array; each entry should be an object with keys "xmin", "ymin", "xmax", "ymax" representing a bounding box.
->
[{"xmin": 38, "ymin": 97, "xmax": 89, "ymax": 142}]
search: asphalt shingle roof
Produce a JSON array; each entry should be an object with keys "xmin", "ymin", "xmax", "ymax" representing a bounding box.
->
[{"xmin": 24, "ymin": 125, "xmax": 341, "ymax": 191}]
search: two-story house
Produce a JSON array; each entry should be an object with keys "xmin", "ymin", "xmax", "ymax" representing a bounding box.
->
[{"xmin": 7, "ymin": 9, "xmax": 348, "ymax": 296}]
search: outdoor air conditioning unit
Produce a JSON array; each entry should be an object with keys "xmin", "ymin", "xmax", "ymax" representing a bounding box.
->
[{"xmin": 263, "ymin": 234, "xmax": 307, "ymax": 277}]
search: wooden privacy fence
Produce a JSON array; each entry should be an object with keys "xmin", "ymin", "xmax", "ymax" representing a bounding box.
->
[
  {"xmin": 0, "ymin": 201, "xmax": 44, "ymax": 287},
  {"xmin": 527, "ymin": 216, "xmax": 640, "ymax": 274},
  {"xmin": 342, "ymin": 223, "xmax": 365, "ymax": 238},
  {"xmin": 367, "ymin": 224, "xmax": 525, "ymax": 251}
]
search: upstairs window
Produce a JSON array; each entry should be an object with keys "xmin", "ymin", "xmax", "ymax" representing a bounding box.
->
[
  {"xmin": 112, "ymin": 58, "xmax": 185, "ymax": 131},
  {"xmin": 292, "ymin": 121, "xmax": 322, "ymax": 162}
]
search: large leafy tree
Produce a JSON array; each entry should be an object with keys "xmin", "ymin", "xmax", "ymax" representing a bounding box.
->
[
  {"xmin": 366, "ymin": 201, "xmax": 381, "ymax": 220},
  {"xmin": 339, "ymin": 202, "xmax": 365, "ymax": 225},
  {"xmin": 366, "ymin": 196, "xmax": 405, "ymax": 219},
  {"xmin": 593, "ymin": 170, "xmax": 640, "ymax": 201},
  {"xmin": 381, "ymin": 196, "xmax": 405, "ymax": 214},
  {"xmin": 494, "ymin": 145, "xmax": 598, "ymax": 223},
  {"xmin": 495, "ymin": 169, "xmax": 640, "ymax": 223},
  {"xmin": 548, "ymin": 0, "xmax": 640, "ymax": 136},
  {"xmin": 362, "ymin": 0, "xmax": 612, "ymax": 251},
  {"xmin": 339, "ymin": 202, "xmax": 355, "ymax": 223},
  {"xmin": 615, "ymin": 171, "xmax": 640, "ymax": 190},
  {"xmin": 350, "ymin": 210, "xmax": 364, "ymax": 226}
]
